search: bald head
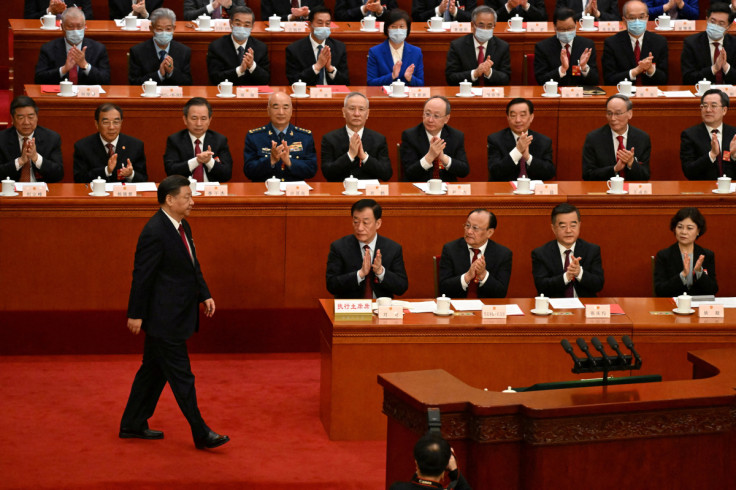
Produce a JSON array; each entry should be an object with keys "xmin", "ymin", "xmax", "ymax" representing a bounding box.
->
[{"xmin": 268, "ymin": 91, "xmax": 293, "ymax": 131}]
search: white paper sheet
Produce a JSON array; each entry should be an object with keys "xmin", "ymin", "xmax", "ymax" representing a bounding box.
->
[
  {"xmin": 280, "ymin": 181, "xmax": 314, "ymax": 191},
  {"xmin": 195, "ymin": 182, "xmax": 220, "ymax": 191},
  {"xmin": 73, "ymin": 85, "xmax": 106, "ymax": 94},
  {"xmin": 357, "ymin": 179, "xmax": 380, "ymax": 190},
  {"xmin": 549, "ymin": 298, "xmax": 585, "ymax": 309},
  {"xmin": 502, "ymin": 304, "xmax": 525, "ymax": 316},
  {"xmin": 686, "ymin": 297, "xmax": 736, "ymax": 308},
  {"xmin": 14, "ymin": 182, "xmax": 49, "ymax": 191},
  {"xmin": 450, "ymin": 299, "xmax": 485, "ymax": 311},
  {"xmin": 413, "ymin": 182, "xmax": 448, "ymax": 193},
  {"xmin": 661, "ymin": 91, "xmax": 696, "ymax": 98},
  {"xmin": 105, "ymin": 182, "xmax": 158, "ymax": 192},
  {"xmin": 406, "ymin": 301, "xmax": 438, "ymax": 313}
]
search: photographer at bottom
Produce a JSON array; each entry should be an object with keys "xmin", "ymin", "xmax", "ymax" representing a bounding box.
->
[{"xmin": 390, "ymin": 433, "xmax": 473, "ymax": 489}]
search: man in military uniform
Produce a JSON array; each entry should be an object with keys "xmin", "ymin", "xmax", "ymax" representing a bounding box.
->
[{"xmin": 243, "ymin": 91, "xmax": 317, "ymax": 181}]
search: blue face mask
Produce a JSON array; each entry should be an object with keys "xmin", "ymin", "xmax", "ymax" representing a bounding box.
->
[
  {"xmin": 474, "ymin": 28, "xmax": 493, "ymax": 43},
  {"xmin": 626, "ymin": 19, "xmax": 647, "ymax": 37},
  {"xmin": 313, "ymin": 27, "xmax": 331, "ymax": 41},
  {"xmin": 153, "ymin": 31, "xmax": 173, "ymax": 46},
  {"xmin": 556, "ymin": 30, "xmax": 576, "ymax": 45},
  {"xmin": 65, "ymin": 29, "xmax": 84, "ymax": 46},
  {"xmin": 706, "ymin": 22, "xmax": 727, "ymax": 41},
  {"xmin": 232, "ymin": 26, "xmax": 252, "ymax": 42},
  {"xmin": 388, "ymin": 28, "xmax": 407, "ymax": 44}
]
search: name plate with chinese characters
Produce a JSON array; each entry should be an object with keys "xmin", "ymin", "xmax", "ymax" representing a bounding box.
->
[
  {"xmin": 699, "ymin": 304, "xmax": 724, "ymax": 318},
  {"xmin": 22, "ymin": 184, "xmax": 47, "ymax": 197},
  {"xmin": 482, "ymin": 87, "xmax": 504, "ymax": 98},
  {"xmin": 585, "ymin": 304, "xmax": 610, "ymax": 318},
  {"xmin": 214, "ymin": 20, "xmax": 231, "ymax": 31},
  {"xmin": 535, "ymin": 183, "xmax": 558, "ymax": 195},
  {"xmin": 450, "ymin": 22, "xmax": 471, "ymax": 32},
  {"xmin": 112, "ymin": 184, "xmax": 136, "ymax": 197},
  {"xmin": 482, "ymin": 305, "xmax": 507, "ymax": 319},
  {"xmin": 204, "ymin": 185, "xmax": 227, "ymax": 196},
  {"xmin": 365, "ymin": 184, "xmax": 389, "ymax": 196},
  {"xmin": 447, "ymin": 184, "xmax": 471, "ymax": 195},
  {"xmin": 636, "ymin": 86, "xmax": 658, "ymax": 98},
  {"xmin": 629, "ymin": 183, "xmax": 652, "ymax": 195},
  {"xmin": 722, "ymin": 86, "xmax": 736, "ymax": 98},
  {"xmin": 526, "ymin": 22, "xmax": 548, "ymax": 32},
  {"xmin": 284, "ymin": 21, "xmax": 307, "ymax": 32},
  {"xmin": 561, "ymin": 87, "xmax": 583, "ymax": 98},
  {"xmin": 674, "ymin": 20, "xmax": 695, "ymax": 30},
  {"xmin": 409, "ymin": 87, "xmax": 430, "ymax": 98},
  {"xmin": 598, "ymin": 21, "xmax": 620, "ymax": 32},
  {"xmin": 76, "ymin": 86, "xmax": 100, "ymax": 97},
  {"xmin": 286, "ymin": 184, "xmax": 309, "ymax": 196},
  {"xmin": 237, "ymin": 87, "xmax": 259, "ymax": 98},
  {"xmin": 310, "ymin": 87, "xmax": 332, "ymax": 98},
  {"xmin": 334, "ymin": 299, "xmax": 372, "ymax": 319},
  {"xmin": 160, "ymin": 86, "xmax": 183, "ymax": 98},
  {"xmin": 378, "ymin": 305, "xmax": 403, "ymax": 319}
]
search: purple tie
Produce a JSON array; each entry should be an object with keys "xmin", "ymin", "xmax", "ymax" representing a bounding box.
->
[{"xmin": 564, "ymin": 249, "xmax": 574, "ymax": 298}]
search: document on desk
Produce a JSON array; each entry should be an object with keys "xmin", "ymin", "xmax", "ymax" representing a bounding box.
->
[
  {"xmin": 106, "ymin": 182, "xmax": 158, "ymax": 192},
  {"xmin": 549, "ymin": 298, "xmax": 585, "ymax": 309},
  {"xmin": 661, "ymin": 91, "xmax": 696, "ymax": 98},
  {"xmin": 689, "ymin": 297, "xmax": 736, "ymax": 308},
  {"xmin": 280, "ymin": 181, "xmax": 314, "ymax": 191},
  {"xmin": 450, "ymin": 300, "xmax": 485, "ymax": 311},
  {"xmin": 406, "ymin": 301, "xmax": 438, "ymax": 313},
  {"xmin": 14, "ymin": 182, "xmax": 49, "ymax": 192},
  {"xmin": 357, "ymin": 179, "xmax": 380, "ymax": 189}
]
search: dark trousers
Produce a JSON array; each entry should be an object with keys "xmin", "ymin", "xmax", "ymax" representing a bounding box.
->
[{"xmin": 120, "ymin": 334, "xmax": 209, "ymax": 442}]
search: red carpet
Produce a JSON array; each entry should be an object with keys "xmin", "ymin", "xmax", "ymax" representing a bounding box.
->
[{"xmin": 0, "ymin": 353, "xmax": 386, "ymax": 489}]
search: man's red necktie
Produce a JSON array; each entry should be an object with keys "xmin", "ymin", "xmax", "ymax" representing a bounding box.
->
[
  {"xmin": 617, "ymin": 135, "xmax": 627, "ymax": 178},
  {"xmin": 467, "ymin": 248, "xmax": 481, "ymax": 298},
  {"xmin": 712, "ymin": 128, "xmax": 723, "ymax": 176},
  {"xmin": 363, "ymin": 245, "xmax": 374, "ymax": 299},
  {"xmin": 193, "ymin": 139, "xmax": 204, "ymax": 181},
  {"xmin": 20, "ymin": 137, "xmax": 31, "ymax": 182},
  {"xmin": 477, "ymin": 45, "xmax": 485, "ymax": 86},
  {"xmin": 634, "ymin": 40, "xmax": 642, "ymax": 86},
  {"xmin": 178, "ymin": 224, "xmax": 193, "ymax": 261},
  {"xmin": 69, "ymin": 65, "xmax": 78, "ymax": 84}
]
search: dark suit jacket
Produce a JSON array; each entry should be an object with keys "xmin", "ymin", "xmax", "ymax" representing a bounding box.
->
[
  {"xmin": 654, "ymin": 242, "xmax": 718, "ymax": 297},
  {"xmin": 487, "ymin": 128, "xmax": 555, "ymax": 181},
  {"xmin": 681, "ymin": 32, "xmax": 736, "ymax": 85},
  {"xmin": 602, "ymin": 30, "xmax": 668, "ymax": 86},
  {"xmin": 0, "ymin": 126, "xmax": 64, "ymax": 182},
  {"xmin": 261, "ymin": 0, "xmax": 324, "ymax": 20},
  {"xmin": 487, "ymin": 0, "xmax": 547, "ymax": 21},
  {"xmin": 183, "ymin": 0, "xmax": 246, "ymax": 20},
  {"xmin": 335, "ymin": 0, "xmax": 397, "ymax": 21},
  {"xmin": 646, "ymin": 0, "xmax": 698, "ymax": 19},
  {"xmin": 164, "ymin": 129, "xmax": 233, "ymax": 182},
  {"xmin": 554, "ymin": 0, "xmax": 620, "ymax": 20},
  {"xmin": 367, "ymin": 40, "xmax": 424, "ymax": 86},
  {"xmin": 128, "ymin": 38, "xmax": 192, "ymax": 86},
  {"xmin": 680, "ymin": 123, "xmax": 736, "ymax": 180},
  {"xmin": 285, "ymin": 36, "xmax": 350, "ymax": 85},
  {"xmin": 73, "ymin": 133, "xmax": 148, "ymax": 183},
  {"xmin": 34, "ymin": 37, "xmax": 110, "ymax": 85},
  {"xmin": 108, "ymin": 0, "xmax": 162, "ymax": 18},
  {"xmin": 400, "ymin": 123, "xmax": 469, "ymax": 182},
  {"xmin": 206, "ymin": 35, "xmax": 270, "ymax": 86},
  {"xmin": 534, "ymin": 35, "xmax": 599, "ymax": 86},
  {"xmin": 326, "ymin": 234, "xmax": 409, "ymax": 298},
  {"xmin": 582, "ymin": 124, "xmax": 651, "ymax": 181},
  {"xmin": 531, "ymin": 238, "xmax": 604, "ymax": 297},
  {"xmin": 25, "ymin": 0, "xmax": 93, "ymax": 19},
  {"xmin": 128, "ymin": 209, "xmax": 211, "ymax": 340},
  {"xmin": 321, "ymin": 127, "xmax": 393, "ymax": 181},
  {"xmin": 445, "ymin": 34, "xmax": 511, "ymax": 86},
  {"xmin": 412, "ymin": 0, "xmax": 476, "ymax": 21},
  {"xmin": 439, "ymin": 237, "xmax": 513, "ymax": 298}
]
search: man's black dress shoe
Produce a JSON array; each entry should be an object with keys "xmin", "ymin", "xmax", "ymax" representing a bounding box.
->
[
  {"xmin": 195, "ymin": 430, "xmax": 230, "ymax": 449},
  {"xmin": 119, "ymin": 428, "xmax": 164, "ymax": 440}
]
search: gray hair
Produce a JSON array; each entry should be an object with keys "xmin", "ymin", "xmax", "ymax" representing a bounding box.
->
[
  {"xmin": 607, "ymin": 94, "xmax": 633, "ymax": 111},
  {"xmin": 424, "ymin": 95, "xmax": 451, "ymax": 116},
  {"xmin": 61, "ymin": 6, "xmax": 85, "ymax": 23},
  {"xmin": 150, "ymin": 7, "xmax": 176, "ymax": 25},
  {"xmin": 343, "ymin": 92, "xmax": 369, "ymax": 109},
  {"xmin": 471, "ymin": 5, "xmax": 496, "ymax": 23}
]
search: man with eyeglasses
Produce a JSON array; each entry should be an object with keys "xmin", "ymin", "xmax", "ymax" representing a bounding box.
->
[
  {"xmin": 73, "ymin": 103, "xmax": 148, "ymax": 183},
  {"xmin": 532, "ymin": 203, "xmax": 604, "ymax": 298},
  {"xmin": 128, "ymin": 8, "xmax": 192, "ymax": 86},
  {"xmin": 445, "ymin": 6, "xmax": 510, "ymax": 86},
  {"xmin": 438, "ymin": 209, "xmax": 512, "ymax": 298},
  {"xmin": 206, "ymin": 6, "xmax": 270, "ymax": 85},
  {"xmin": 602, "ymin": 0, "xmax": 668, "ymax": 86},
  {"xmin": 680, "ymin": 88, "xmax": 736, "ymax": 180},
  {"xmin": 400, "ymin": 96, "xmax": 469, "ymax": 181},
  {"xmin": 681, "ymin": 3, "xmax": 736, "ymax": 85},
  {"xmin": 582, "ymin": 94, "xmax": 651, "ymax": 180}
]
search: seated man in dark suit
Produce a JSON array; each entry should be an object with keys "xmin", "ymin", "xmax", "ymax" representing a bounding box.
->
[
  {"xmin": 486, "ymin": 0, "xmax": 547, "ymax": 21},
  {"xmin": 681, "ymin": 3, "xmax": 736, "ymax": 85},
  {"xmin": 582, "ymin": 94, "xmax": 651, "ymax": 180},
  {"xmin": 534, "ymin": 8, "xmax": 599, "ymax": 86},
  {"xmin": 129, "ymin": 8, "xmax": 192, "ymax": 86},
  {"xmin": 335, "ymin": 0, "xmax": 398, "ymax": 21},
  {"xmin": 554, "ymin": 0, "xmax": 620, "ymax": 20},
  {"xmin": 321, "ymin": 92, "xmax": 392, "ymax": 182},
  {"xmin": 400, "ymin": 96, "xmax": 469, "ymax": 182},
  {"xmin": 439, "ymin": 209, "xmax": 512, "ymax": 299},
  {"xmin": 244, "ymin": 92, "xmax": 317, "ymax": 182},
  {"xmin": 0, "ymin": 96, "xmax": 64, "ymax": 183},
  {"xmin": 326, "ymin": 199, "xmax": 408, "ymax": 299},
  {"xmin": 207, "ymin": 6, "xmax": 270, "ymax": 86},
  {"xmin": 602, "ymin": 0, "xmax": 668, "ymax": 86},
  {"xmin": 488, "ymin": 98, "xmax": 555, "ymax": 181},
  {"xmin": 34, "ymin": 7, "xmax": 110, "ymax": 85},
  {"xmin": 445, "ymin": 6, "xmax": 511, "ymax": 86},
  {"xmin": 164, "ymin": 97, "xmax": 233, "ymax": 182},
  {"xmin": 73, "ymin": 103, "xmax": 148, "ymax": 183},
  {"xmin": 532, "ymin": 203, "xmax": 604, "ymax": 298},
  {"xmin": 681, "ymin": 89, "xmax": 736, "ymax": 180},
  {"xmin": 389, "ymin": 434, "xmax": 471, "ymax": 490},
  {"xmin": 183, "ymin": 0, "xmax": 246, "ymax": 20},
  {"xmin": 412, "ymin": 0, "xmax": 476, "ymax": 21},
  {"xmin": 109, "ymin": 0, "xmax": 162, "ymax": 19},
  {"xmin": 262, "ymin": 0, "xmax": 324, "ymax": 20},
  {"xmin": 25, "ymin": 0, "xmax": 93, "ymax": 19},
  {"xmin": 285, "ymin": 7, "xmax": 350, "ymax": 85}
]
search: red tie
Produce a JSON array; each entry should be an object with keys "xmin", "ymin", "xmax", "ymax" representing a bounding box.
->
[
  {"xmin": 565, "ymin": 43, "xmax": 571, "ymax": 63},
  {"xmin": 714, "ymin": 42, "xmax": 724, "ymax": 84},
  {"xmin": 467, "ymin": 248, "xmax": 481, "ymax": 298},
  {"xmin": 477, "ymin": 45, "xmax": 485, "ymax": 86},
  {"xmin": 69, "ymin": 65, "xmax": 78, "ymax": 84},
  {"xmin": 363, "ymin": 245, "xmax": 374, "ymax": 299},
  {"xmin": 178, "ymin": 224, "xmax": 193, "ymax": 261},
  {"xmin": 212, "ymin": 6, "xmax": 222, "ymax": 18},
  {"xmin": 20, "ymin": 137, "xmax": 31, "ymax": 182},
  {"xmin": 712, "ymin": 129, "xmax": 723, "ymax": 176},
  {"xmin": 519, "ymin": 157, "xmax": 528, "ymax": 178},
  {"xmin": 564, "ymin": 249, "xmax": 574, "ymax": 298},
  {"xmin": 634, "ymin": 40, "xmax": 642, "ymax": 86},
  {"xmin": 193, "ymin": 139, "xmax": 204, "ymax": 181},
  {"xmin": 617, "ymin": 135, "xmax": 627, "ymax": 178},
  {"xmin": 432, "ymin": 157, "xmax": 442, "ymax": 179}
]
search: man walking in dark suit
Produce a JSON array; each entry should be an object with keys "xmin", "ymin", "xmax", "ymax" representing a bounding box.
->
[
  {"xmin": 400, "ymin": 96, "xmax": 469, "ymax": 182},
  {"xmin": 602, "ymin": 0, "xmax": 668, "ymax": 86},
  {"xmin": 553, "ymin": 0, "xmax": 620, "ymax": 21},
  {"xmin": 532, "ymin": 203, "xmax": 604, "ymax": 298},
  {"xmin": 207, "ymin": 6, "xmax": 270, "ymax": 86},
  {"xmin": 486, "ymin": 0, "xmax": 547, "ymax": 21},
  {"xmin": 128, "ymin": 8, "xmax": 192, "ymax": 86},
  {"xmin": 446, "ymin": 6, "xmax": 510, "ymax": 86},
  {"xmin": 321, "ymin": 92, "xmax": 392, "ymax": 182},
  {"xmin": 326, "ymin": 199, "xmax": 408, "ymax": 299},
  {"xmin": 681, "ymin": 89, "xmax": 736, "ymax": 180},
  {"xmin": 0, "ymin": 96, "xmax": 64, "ymax": 183},
  {"xmin": 534, "ymin": 8, "xmax": 599, "ymax": 86},
  {"xmin": 439, "ymin": 209, "xmax": 512, "ymax": 298},
  {"xmin": 120, "ymin": 175, "xmax": 229, "ymax": 450},
  {"xmin": 73, "ymin": 103, "xmax": 148, "ymax": 183},
  {"xmin": 164, "ymin": 97, "xmax": 233, "ymax": 182},
  {"xmin": 488, "ymin": 97, "xmax": 555, "ymax": 181},
  {"xmin": 262, "ymin": 0, "xmax": 324, "ymax": 20},
  {"xmin": 183, "ymin": 0, "xmax": 245, "ymax": 20},
  {"xmin": 285, "ymin": 7, "xmax": 350, "ymax": 85},
  {"xmin": 681, "ymin": 3, "xmax": 736, "ymax": 85},
  {"xmin": 412, "ymin": 0, "xmax": 476, "ymax": 21},
  {"xmin": 34, "ymin": 7, "xmax": 110, "ymax": 85},
  {"xmin": 582, "ymin": 94, "xmax": 651, "ymax": 180}
]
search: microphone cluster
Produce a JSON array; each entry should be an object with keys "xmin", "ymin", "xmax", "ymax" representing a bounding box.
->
[{"xmin": 560, "ymin": 336, "xmax": 642, "ymax": 377}]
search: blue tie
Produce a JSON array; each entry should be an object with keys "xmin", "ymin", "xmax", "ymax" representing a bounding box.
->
[
  {"xmin": 443, "ymin": 2, "xmax": 451, "ymax": 21},
  {"xmin": 159, "ymin": 50, "xmax": 166, "ymax": 63},
  {"xmin": 317, "ymin": 45, "xmax": 326, "ymax": 85},
  {"xmin": 237, "ymin": 46, "xmax": 245, "ymax": 64}
]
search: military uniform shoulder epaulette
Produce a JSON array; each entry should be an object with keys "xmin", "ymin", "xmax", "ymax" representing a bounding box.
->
[
  {"xmin": 248, "ymin": 126, "xmax": 267, "ymax": 134},
  {"xmin": 293, "ymin": 126, "xmax": 312, "ymax": 134}
]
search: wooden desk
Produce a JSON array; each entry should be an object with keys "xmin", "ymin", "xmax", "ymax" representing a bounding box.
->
[{"xmin": 378, "ymin": 348, "xmax": 736, "ymax": 489}]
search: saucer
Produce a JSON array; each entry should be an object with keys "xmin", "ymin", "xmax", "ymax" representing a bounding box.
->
[
  {"xmin": 342, "ymin": 190, "xmax": 362, "ymax": 196},
  {"xmin": 655, "ymin": 26, "xmax": 673, "ymax": 31},
  {"xmin": 389, "ymin": 93, "xmax": 409, "ymax": 98},
  {"xmin": 606, "ymin": 190, "xmax": 628, "ymax": 195},
  {"xmin": 433, "ymin": 310, "xmax": 454, "ymax": 316},
  {"xmin": 88, "ymin": 192, "xmax": 109, "ymax": 197},
  {"xmin": 360, "ymin": 28, "xmax": 379, "ymax": 32},
  {"xmin": 195, "ymin": 27, "xmax": 214, "ymax": 32},
  {"xmin": 141, "ymin": 93, "xmax": 160, "ymax": 98},
  {"xmin": 265, "ymin": 27, "xmax": 284, "ymax": 32},
  {"xmin": 507, "ymin": 28, "xmax": 526, "ymax": 33},
  {"xmin": 290, "ymin": 93, "xmax": 309, "ymax": 98},
  {"xmin": 672, "ymin": 308, "xmax": 695, "ymax": 315},
  {"xmin": 712, "ymin": 189, "xmax": 735, "ymax": 194},
  {"xmin": 513, "ymin": 189, "xmax": 534, "ymax": 195},
  {"xmin": 455, "ymin": 93, "xmax": 474, "ymax": 97},
  {"xmin": 541, "ymin": 93, "xmax": 560, "ymax": 98},
  {"xmin": 40, "ymin": 26, "xmax": 60, "ymax": 30},
  {"xmin": 578, "ymin": 27, "xmax": 598, "ymax": 32},
  {"xmin": 121, "ymin": 26, "xmax": 139, "ymax": 31},
  {"xmin": 264, "ymin": 191, "xmax": 285, "ymax": 196},
  {"xmin": 531, "ymin": 308, "xmax": 553, "ymax": 315},
  {"xmin": 425, "ymin": 190, "xmax": 447, "ymax": 195},
  {"xmin": 0, "ymin": 192, "xmax": 19, "ymax": 197},
  {"xmin": 216, "ymin": 93, "xmax": 236, "ymax": 98},
  {"xmin": 426, "ymin": 28, "xmax": 446, "ymax": 32},
  {"xmin": 57, "ymin": 92, "xmax": 76, "ymax": 97}
]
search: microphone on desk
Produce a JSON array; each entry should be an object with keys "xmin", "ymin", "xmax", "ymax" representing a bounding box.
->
[
  {"xmin": 576, "ymin": 338, "xmax": 598, "ymax": 367},
  {"xmin": 591, "ymin": 337, "xmax": 612, "ymax": 366},
  {"xmin": 606, "ymin": 336, "xmax": 628, "ymax": 364},
  {"xmin": 560, "ymin": 339, "xmax": 582, "ymax": 369},
  {"xmin": 622, "ymin": 335, "xmax": 642, "ymax": 364}
]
